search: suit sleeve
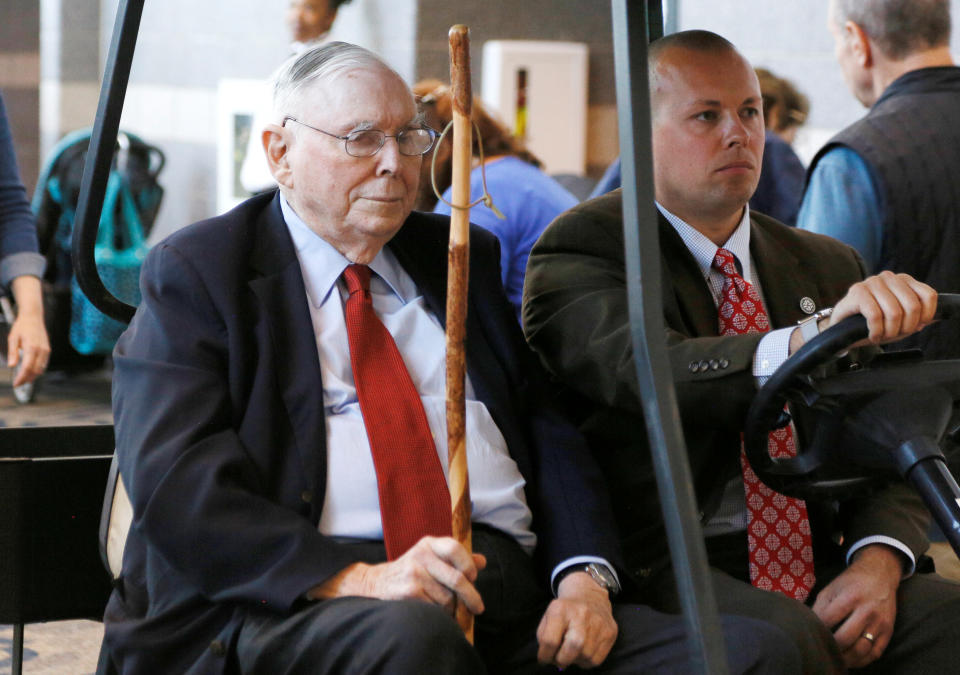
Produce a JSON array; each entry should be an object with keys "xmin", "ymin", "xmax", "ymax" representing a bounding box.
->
[
  {"xmin": 113, "ymin": 243, "xmax": 358, "ymax": 612},
  {"xmin": 467, "ymin": 227, "xmax": 624, "ymax": 574},
  {"xmin": 522, "ymin": 196, "xmax": 762, "ymax": 432}
]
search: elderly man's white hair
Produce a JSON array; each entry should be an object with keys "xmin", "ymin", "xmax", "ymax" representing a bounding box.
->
[{"xmin": 271, "ymin": 41, "xmax": 407, "ymax": 122}]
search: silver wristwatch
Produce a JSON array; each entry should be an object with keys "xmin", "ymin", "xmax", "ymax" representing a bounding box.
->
[
  {"xmin": 557, "ymin": 562, "xmax": 621, "ymax": 596},
  {"xmin": 797, "ymin": 307, "xmax": 833, "ymax": 344},
  {"xmin": 584, "ymin": 562, "xmax": 621, "ymax": 595}
]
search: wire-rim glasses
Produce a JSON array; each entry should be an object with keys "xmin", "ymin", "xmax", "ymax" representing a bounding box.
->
[{"xmin": 282, "ymin": 116, "xmax": 437, "ymax": 157}]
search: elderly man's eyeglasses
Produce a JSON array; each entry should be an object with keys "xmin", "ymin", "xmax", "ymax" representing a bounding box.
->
[{"xmin": 282, "ymin": 116, "xmax": 437, "ymax": 158}]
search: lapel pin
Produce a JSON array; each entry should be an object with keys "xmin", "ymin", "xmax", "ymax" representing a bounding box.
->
[{"xmin": 799, "ymin": 297, "xmax": 816, "ymax": 314}]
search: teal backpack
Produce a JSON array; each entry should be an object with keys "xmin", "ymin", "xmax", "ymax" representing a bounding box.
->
[{"xmin": 33, "ymin": 128, "xmax": 164, "ymax": 358}]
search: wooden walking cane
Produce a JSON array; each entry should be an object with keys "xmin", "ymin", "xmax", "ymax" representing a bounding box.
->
[{"xmin": 445, "ymin": 23, "xmax": 474, "ymax": 642}]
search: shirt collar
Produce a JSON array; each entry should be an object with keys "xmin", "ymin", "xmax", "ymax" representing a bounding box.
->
[
  {"xmin": 656, "ymin": 202, "xmax": 754, "ymax": 282},
  {"xmin": 280, "ymin": 194, "xmax": 408, "ymax": 307}
]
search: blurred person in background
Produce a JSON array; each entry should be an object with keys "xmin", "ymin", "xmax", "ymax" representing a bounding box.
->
[
  {"xmin": 241, "ymin": 0, "xmax": 354, "ymax": 194},
  {"xmin": 0, "ymin": 91, "xmax": 50, "ymax": 386},
  {"xmin": 414, "ymin": 80, "xmax": 577, "ymax": 321},
  {"xmin": 287, "ymin": 0, "xmax": 346, "ymax": 49},
  {"xmin": 749, "ymin": 68, "xmax": 809, "ymax": 226}
]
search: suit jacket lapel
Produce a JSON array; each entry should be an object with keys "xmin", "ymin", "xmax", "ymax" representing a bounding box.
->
[
  {"xmin": 750, "ymin": 216, "xmax": 822, "ymax": 327},
  {"xmin": 660, "ymin": 212, "xmax": 824, "ymax": 335},
  {"xmin": 659, "ymin": 215, "xmax": 720, "ymax": 337},
  {"xmin": 388, "ymin": 214, "xmax": 495, "ymax": 402},
  {"xmin": 247, "ymin": 195, "xmax": 326, "ymax": 508},
  {"xmin": 388, "ymin": 214, "xmax": 449, "ymax": 327}
]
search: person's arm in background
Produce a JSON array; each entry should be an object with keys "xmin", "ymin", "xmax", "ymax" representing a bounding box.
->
[
  {"xmin": 0, "ymin": 93, "xmax": 49, "ymax": 385},
  {"xmin": 797, "ymin": 146, "xmax": 883, "ymax": 271},
  {"xmin": 7, "ymin": 276, "xmax": 48, "ymax": 385}
]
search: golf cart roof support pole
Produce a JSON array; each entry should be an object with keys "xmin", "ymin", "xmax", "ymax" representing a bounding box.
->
[
  {"xmin": 71, "ymin": 0, "xmax": 145, "ymax": 325},
  {"xmin": 611, "ymin": 1, "xmax": 728, "ymax": 671}
]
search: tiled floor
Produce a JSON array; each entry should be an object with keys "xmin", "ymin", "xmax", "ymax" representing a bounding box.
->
[
  {"xmin": 0, "ymin": 622, "xmax": 102, "ymax": 675},
  {"xmin": 0, "ymin": 367, "xmax": 112, "ymax": 428}
]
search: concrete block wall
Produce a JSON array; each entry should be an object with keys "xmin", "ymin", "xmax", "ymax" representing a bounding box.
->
[
  {"xmin": 19, "ymin": 1, "xmax": 960, "ymax": 241},
  {"xmin": 415, "ymin": 0, "xmax": 618, "ymax": 177},
  {"xmin": 1, "ymin": 0, "xmax": 40, "ymax": 195}
]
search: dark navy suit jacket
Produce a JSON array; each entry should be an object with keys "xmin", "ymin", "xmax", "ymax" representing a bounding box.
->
[{"xmin": 104, "ymin": 192, "xmax": 621, "ymax": 674}]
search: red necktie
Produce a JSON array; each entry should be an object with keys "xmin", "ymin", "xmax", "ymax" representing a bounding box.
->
[
  {"xmin": 342, "ymin": 264, "xmax": 452, "ymax": 559},
  {"xmin": 713, "ymin": 248, "xmax": 816, "ymax": 601}
]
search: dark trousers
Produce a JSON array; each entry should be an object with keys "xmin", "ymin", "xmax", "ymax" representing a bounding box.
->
[
  {"xmin": 235, "ymin": 527, "xmax": 802, "ymax": 674},
  {"xmin": 640, "ymin": 531, "xmax": 960, "ymax": 675}
]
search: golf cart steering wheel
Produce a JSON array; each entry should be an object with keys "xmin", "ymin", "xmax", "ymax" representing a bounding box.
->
[{"xmin": 744, "ymin": 294, "xmax": 960, "ymax": 553}]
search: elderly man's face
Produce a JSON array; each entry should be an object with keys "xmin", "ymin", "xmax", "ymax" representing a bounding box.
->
[
  {"xmin": 287, "ymin": 0, "xmax": 337, "ymax": 44},
  {"xmin": 651, "ymin": 47, "xmax": 764, "ymax": 232},
  {"xmin": 280, "ymin": 67, "xmax": 422, "ymax": 260}
]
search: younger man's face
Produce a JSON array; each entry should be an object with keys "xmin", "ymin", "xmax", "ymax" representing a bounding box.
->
[{"xmin": 650, "ymin": 46, "xmax": 765, "ymax": 230}]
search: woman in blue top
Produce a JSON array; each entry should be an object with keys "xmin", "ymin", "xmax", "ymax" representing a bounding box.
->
[
  {"xmin": 748, "ymin": 68, "xmax": 809, "ymax": 227},
  {"xmin": 0, "ymin": 91, "xmax": 50, "ymax": 386},
  {"xmin": 415, "ymin": 80, "xmax": 577, "ymax": 321}
]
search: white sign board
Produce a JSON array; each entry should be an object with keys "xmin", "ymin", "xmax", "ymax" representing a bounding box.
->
[{"xmin": 481, "ymin": 40, "xmax": 589, "ymax": 176}]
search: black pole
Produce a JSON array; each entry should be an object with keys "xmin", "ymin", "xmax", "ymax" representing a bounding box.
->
[
  {"xmin": 71, "ymin": 0, "xmax": 145, "ymax": 325},
  {"xmin": 612, "ymin": 1, "xmax": 728, "ymax": 671},
  {"xmin": 646, "ymin": 0, "xmax": 665, "ymax": 41},
  {"xmin": 12, "ymin": 623, "xmax": 23, "ymax": 675}
]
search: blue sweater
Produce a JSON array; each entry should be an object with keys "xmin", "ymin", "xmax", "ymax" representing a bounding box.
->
[
  {"xmin": 0, "ymin": 92, "xmax": 44, "ymax": 288},
  {"xmin": 434, "ymin": 156, "xmax": 577, "ymax": 319}
]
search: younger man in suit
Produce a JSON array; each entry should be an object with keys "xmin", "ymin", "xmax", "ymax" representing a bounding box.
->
[{"xmin": 524, "ymin": 29, "xmax": 960, "ymax": 674}]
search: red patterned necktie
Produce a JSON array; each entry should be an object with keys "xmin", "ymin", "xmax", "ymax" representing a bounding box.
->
[
  {"xmin": 342, "ymin": 264, "xmax": 452, "ymax": 560},
  {"xmin": 713, "ymin": 248, "xmax": 815, "ymax": 601}
]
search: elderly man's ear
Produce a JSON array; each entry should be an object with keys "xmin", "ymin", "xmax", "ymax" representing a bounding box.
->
[{"xmin": 263, "ymin": 124, "xmax": 294, "ymax": 187}]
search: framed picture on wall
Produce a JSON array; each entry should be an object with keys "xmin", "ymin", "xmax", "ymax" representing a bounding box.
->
[{"xmin": 216, "ymin": 79, "xmax": 270, "ymax": 214}]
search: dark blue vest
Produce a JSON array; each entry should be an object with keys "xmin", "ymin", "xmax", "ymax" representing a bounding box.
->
[{"xmin": 808, "ymin": 67, "xmax": 960, "ymax": 359}]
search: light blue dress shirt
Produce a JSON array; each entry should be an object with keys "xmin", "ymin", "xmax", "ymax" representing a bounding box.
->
[
  {"xmin": 797, "ymin": 146, "xmax": 884, "ymax": 272},
  {"xmin": 658, "ymin": 203, "xmax": 914, "ymax": 572},
  {"xmin": 280, "ymin": 196, "xmax": 618, "ymax": 588},
  {"xmin": 280, "ymin": 196, "xmax": 536, "ymax": 552}
]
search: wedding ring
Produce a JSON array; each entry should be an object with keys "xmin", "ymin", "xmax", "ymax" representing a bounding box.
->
[{"xmin": 861, "ymin": 632, "xmax": 876, "ymax": 644}]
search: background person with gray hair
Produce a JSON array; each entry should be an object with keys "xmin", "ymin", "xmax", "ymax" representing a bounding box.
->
[{"xmin": 798, "ymin": 0, "xmax": 960, "ymax": 360}]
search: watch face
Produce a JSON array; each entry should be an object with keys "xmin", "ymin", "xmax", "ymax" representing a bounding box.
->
[{"xmin": 586, "ymin": 563, "xmax": 620, "ymax": 594}]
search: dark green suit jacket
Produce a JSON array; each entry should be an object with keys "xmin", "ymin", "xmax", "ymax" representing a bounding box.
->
[{"xmin": 523, "ymin": 190, "xmax": 930, "ymax": 586}]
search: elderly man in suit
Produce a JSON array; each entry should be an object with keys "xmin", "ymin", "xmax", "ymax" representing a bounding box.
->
[
  {"xmin": 524, "ymin": 30, "xmax": 960, "ymax": 674},
  {"xmin": 101, "ymin": 42, "xmax": 800, "ymax": 674}
]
